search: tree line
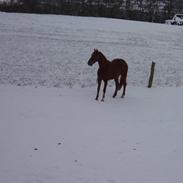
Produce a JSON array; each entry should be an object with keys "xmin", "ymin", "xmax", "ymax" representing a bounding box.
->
[{"xmin": 0, "ymin": 0, "xmax": 183, "ymax": 23}]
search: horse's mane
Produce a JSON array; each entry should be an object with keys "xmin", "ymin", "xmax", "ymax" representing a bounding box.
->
[{"xmin": 98, "ymin": 51, "xmax": 108, "ymax": 62}]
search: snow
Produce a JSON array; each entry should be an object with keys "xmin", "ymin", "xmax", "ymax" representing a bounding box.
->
[
  {"xmin": 0, "ymin": 12, "xmax": 183, "ymax": 88},
  {"xmin": 0, "ymin": 12, "xmax": 183, "ymax": 182},
  {"xmin": 0, "ymin": 86, "xmax": 183, "ymax": 183}
]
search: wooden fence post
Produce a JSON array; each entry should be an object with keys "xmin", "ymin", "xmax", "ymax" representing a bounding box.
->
[{"xmin": 148, "ymin": 62, "xmax": 156, "ymax": 88}]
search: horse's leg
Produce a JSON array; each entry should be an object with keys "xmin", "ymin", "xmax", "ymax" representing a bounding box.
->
[
  {"xmin": 101, "ymin": 80, "xmax": 108, "ymax": 102},
  {"xmin": 121, "ymin": 81, "xmax": 127, "ymax": 98},
  {"xmin": 113, "ymin": 79, "xmax": 119, "ymax": 98},
  {"xmin": 96, "ymin": 78, "xmax": 101, "ymax": 100}
]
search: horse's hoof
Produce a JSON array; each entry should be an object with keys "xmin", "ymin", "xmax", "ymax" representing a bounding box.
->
[
  {"xmin": 95, "ymin": 98, "xmax": 98, "ymax": 100},
  {"xmin": 101, "ymin": 99, "xmax": 104, "ymax": 102}
]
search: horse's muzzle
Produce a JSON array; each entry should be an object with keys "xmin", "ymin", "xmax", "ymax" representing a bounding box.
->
[{"xmin": 88, "ymin": 60, "xmax": 93, "ymax": 66}]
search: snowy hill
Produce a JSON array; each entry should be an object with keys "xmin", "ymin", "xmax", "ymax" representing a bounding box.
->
[
  {"xmin": 0, "ymin": 12, "xmax": 183, "ymax": 88},
  {"xmin": 0, "ymin": 13, "xmax": 183, "ymax": 183}
]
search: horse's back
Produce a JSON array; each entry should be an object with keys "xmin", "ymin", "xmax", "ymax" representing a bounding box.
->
[{"xmin": 111, "ymin": 58, "xmax": 128, "ymax": 73}]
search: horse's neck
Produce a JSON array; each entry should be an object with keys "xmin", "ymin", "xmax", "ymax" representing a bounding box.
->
[{"xmin": 98, "ymin": 53, "xmax": 109, "ymax": 68}]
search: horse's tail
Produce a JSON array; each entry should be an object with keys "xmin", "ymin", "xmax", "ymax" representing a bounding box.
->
[
  {"xmin": 118, "ymin": 76, "xmax": 125, "ymax": 90},
  {"xmin": 118, "ymin": 64, "xmax": 128, "ymax": 90}
]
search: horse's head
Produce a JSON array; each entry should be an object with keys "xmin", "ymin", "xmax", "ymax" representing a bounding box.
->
[{"xmin": 88, "ymin": 49, "xmax": 100, "ymax": 66}]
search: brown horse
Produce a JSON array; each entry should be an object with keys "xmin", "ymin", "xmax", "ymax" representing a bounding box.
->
[{"xmin": 88, "ymin": 49, "xmax": 128, "ymax": 101}]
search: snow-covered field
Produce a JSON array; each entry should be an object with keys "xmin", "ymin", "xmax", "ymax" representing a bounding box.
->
[
  {"xmin": 1, "ymin": 86, "xmax": 183, "ymax": 183},
  {"xmin": 0, "ymin": 12, "xmax": 183, "ymax": 87},
  {"xmin": 0, "ymin": 12, "xmax": 183, "ymax": 183}
]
